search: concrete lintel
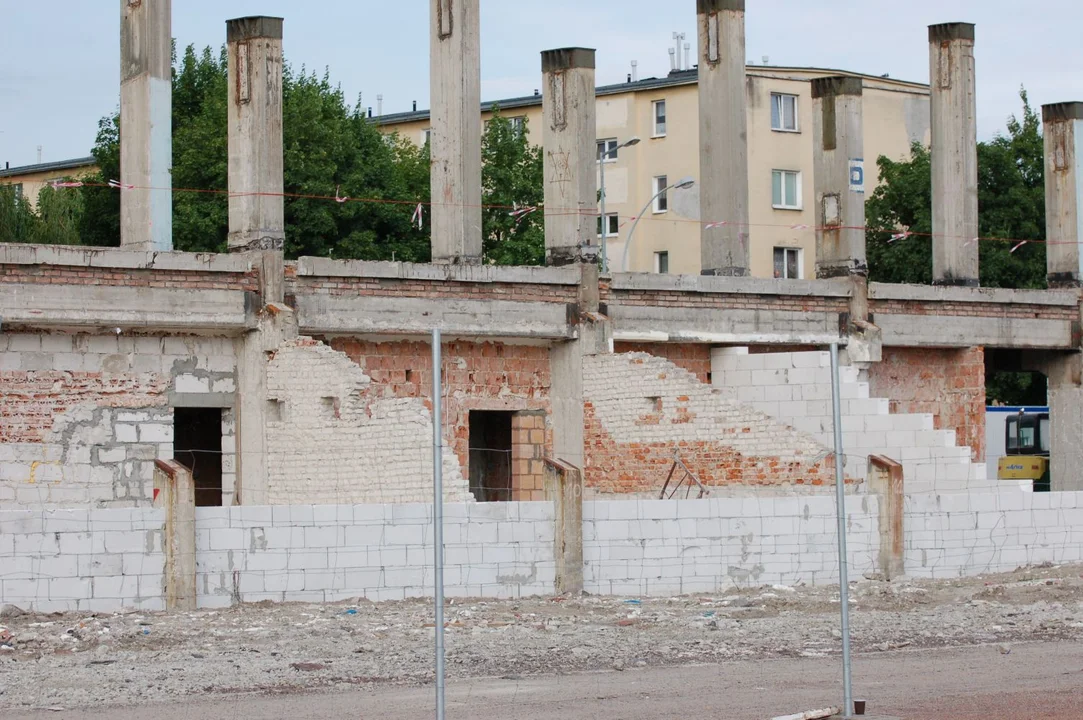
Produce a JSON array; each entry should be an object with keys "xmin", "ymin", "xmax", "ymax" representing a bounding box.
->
[
  {"xmin": 869, "ymin": 281, "xmax": 1080, "ymax": 307},
  {"xmin": 541, "ymin": 47, "xmax": 596, "ymax": 73},
  {"xmin": 0, "ymin": 283, "xmax": 251, "ymax": 331},
  {"xmin": 878, "ymin": 315, "xmax": 1074, "ymax": 350},
  {"xmin": 928, "ymin": 22, "xmax": 975, "ymax": 42},
  {"xmin": 226, "ymin": 16, "xmax": 284, "ymax": 41},
  {"xmin": 609, "ymin": 272, "xmax": 852, "ymax": 298},
  {"xmin": 294, "ymin": 256, "xmax": 582, "ymax": 285},
  {"xmin": 811, "ymin": 75, "xmax": 863, "ymax": 99},
  {"xmin": 697, "ymin": 0, "xmax": 745, "ymax": 11},
  {"xmin": 169, "ymin": 393, "xmax": 236, "ymax": 409},
  {"xmin": 1043, "ymin": 102, "xmax": 1083, "ymax": 123},
  {"xmin": 613, "ymin": 330, "xmax": 844, "ymax": 346},
  {"xmin": 0, "ymin": 243, "xmax": 254, "ymax": 273}
]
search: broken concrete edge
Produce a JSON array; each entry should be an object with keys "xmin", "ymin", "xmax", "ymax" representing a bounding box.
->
[
  {"xmin": 869, "ymin": 281, "xmax": 1080, "ymax": 307},
  {"xmin": 0, "ymin": 243, "xmax": 254, "ymax": 273},
  {"xmin": 612, "ymin": 330, "xmax": 848, "ymax": 346},
  {"xmin": 294, "ymin": 256, "xmax": 582, "ymax": 285},
  {"xmin": 928, "ymin": 22, "xmax": 975, "ymax": 43},
  {"xmin": 153, "ymin": 458, "xmax": 188, "ymax": 477},
  {"xmin": 1042, "ymin": 102, "xmax": 1083, "ymax": 123},
  {"xmin": 610, "ymin": 272, "xmax": 853, "ymax": 298},
  {"xmin": 696, "ymin": 0, "xmax": 745, "ymax": 12},
  {"xmin": 225, "ymin": 16, "xmax": 284, "ymax": 42}
]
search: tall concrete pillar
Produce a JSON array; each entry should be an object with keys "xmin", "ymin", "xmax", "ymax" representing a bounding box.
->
[
  {"xmin": 1043, "ymin": 102, "xmax": 1083, "ymax": 287},
  {"xmin": 812, "ymin": 77, "xmax": 867, "ymax": 278},
  {"xmin": 697, "ymin": 0, "xmax": 750, "ymax": 276},
  {"xmin": 226, "ymin": 17, "xmax": 285, "ymax": 252},
  {"xmin": 430, "ymin": 0, "xmax": 482, "ymax": 264},
  {"xmin": 541, "ymin": 48, "xmax": 597, "ymax": 266},
  {"xmin": 929, "ymin": 22, "xmax": 979, "ymax": 286},
  {"xmin": 120, "ymin": 0, "xmax": 172, "ymax": 252}
]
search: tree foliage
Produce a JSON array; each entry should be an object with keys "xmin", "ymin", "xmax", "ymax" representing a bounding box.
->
[
  {"xmin": 481, "ymin": 110, "xmax": 545, "ymax": 265},
  {"xmin": 866, "ymin": 89, "xmax": 1046, "ymax": 289}
]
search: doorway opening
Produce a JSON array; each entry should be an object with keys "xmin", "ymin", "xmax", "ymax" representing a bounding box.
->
[
  {"xmin": 468, "ymin": 411, "xmax": 513, "ymax": 502},
  {"xmin": 174, "ymin": 407, "xmax": 223, "ymax": 507}
]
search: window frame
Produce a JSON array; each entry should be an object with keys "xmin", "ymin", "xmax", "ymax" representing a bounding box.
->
[
  {"xmin": 510, "ymin": 116, "xmax": 526, "ymax": 136},
  {"xmin": 771, "ymin": 92, "xmax": 799, "ymax": 133},
  {"xmin": 773, "ymin": 246, "xmax": 803, "ymax": 279},
  {"xmin": 652, "ymin": 99, "xmax": 667, "ymax": 138},
  {"xmin": 422, "ymin": 128, "xmax": 432, "ymax": 146},
  {"xmin": 654, "ymin": 251, "xmax": 670, "ymax": 274},
  {"xmin": 597, "ymin": 138, "xmax": 619, "ymax": 163},
  {"xmin": 596, "ymin": 213, "xmax": 619, "ymax": 238},
  {"xmin": 771, "ymin": 169, "xmax": 802, "ymax": 210},
  {"xmin": 652, "ymin": 175, "xmax": 669, "ymax": 214}
]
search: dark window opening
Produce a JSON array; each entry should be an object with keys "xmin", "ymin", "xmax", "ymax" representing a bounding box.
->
[
  {"xmin": 174, "ymin": 407, "xmax": 223, "ymax": 507},
  {"xmin": 469, "ymin": 411, "xmax": 513, "ymax": 502}
]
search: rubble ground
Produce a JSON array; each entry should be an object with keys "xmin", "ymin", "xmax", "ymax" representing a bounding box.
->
[{"xmin": 2, "ymin": 563, "xmax": 1082, "ymax": 711}]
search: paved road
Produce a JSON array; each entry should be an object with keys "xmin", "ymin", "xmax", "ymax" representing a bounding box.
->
[{"xmin": 8, "ymin": 641, "xmax": 1082, "ymax": 719}]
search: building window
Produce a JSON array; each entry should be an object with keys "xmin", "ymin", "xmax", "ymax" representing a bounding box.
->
[
  {"xmin": 597, "ymin": 138, "xmax": 619, "ymax": 163},
  {"xmin": 773, "ymin": 247, "xmax": 802, "ymax": 279},
  {"xmin": 653, "ymin": 175, "xmax": 668, "ymax": 213},
  {"xmin": 596, "ymin": 213, "xmax": 619, "ymax": 238},
  {"xmin": 510, "ymin": 116, "xmax": 526, "ymax": 136},
  {"xmin": 771, "ymin": 93, "xmax": 798, "ymax": 132},
  {"xmin": 10, "ymin": 183, "xmax": 23, "ymax": 201},
  {"xmin": 653, "ymin": 100, "xmax": 667, "ymax": 137},
  {"xmin": 772, "ymin": 170, "xmax": 801, "ymax": 210},
  {"xmin": 421, "ymin": 129, "xmax": 432, "ymax": 146},
  {"xmin": 655, "ymin": 251, "xmax": 670, "ymax": 274}
]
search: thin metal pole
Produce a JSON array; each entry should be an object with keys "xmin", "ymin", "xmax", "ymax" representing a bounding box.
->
[
  {"xmin": 599, "ymin": 151, "xmax": 608, "ymax": 273},
  {"xmin": 431, "ymin": 328, "xmax": 446, "ymax": 720},
  {"xmin": 829, "ymin": 342, "xmax": 854, "ymax": 718}
]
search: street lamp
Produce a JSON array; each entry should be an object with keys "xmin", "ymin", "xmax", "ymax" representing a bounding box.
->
[
  {"xmin": 599, "ymin": 136, "xmax": 640, "ymax": 273},
  {"xmin": 620, "ymin": 176, "xmax": 695, "ymax": 273}
]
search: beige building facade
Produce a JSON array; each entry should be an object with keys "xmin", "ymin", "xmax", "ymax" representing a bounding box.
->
[
  {"xmin": 380, "ymin": 67, "xmax": 930, "ymax": 278},
  {"xmin": 0, "ymin": 157, "xmax": 99, "ymax": 208}
]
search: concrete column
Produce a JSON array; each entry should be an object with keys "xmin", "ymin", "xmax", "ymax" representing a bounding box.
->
[
  {"xmin": 1043, "ymin": 102, "xmax": 1083, "ymax": 287},
  {"xmin": 430, "ymin": 0, "xmax": 482, "ymax": 264},
  {"xmin": 697, "ymin": 0, "xmax": 750, "ymax": 276},
  {"xmin": 1042, "ymin": 353, "xmax": 1083, "ymax": 492},
  {"xmin": 541, "ymin": 48, "xmax": 597, "ymax": 266},
  {"xmin": 812, "ymin": 76, "xmax": 867, "ymax": 278},
  {"xmin": 544, "ymin": 458, "xmax": 583, "ymax": 594},
  {"xmin": 120, "ymin": 0, "xmax": 172, "ymax": 252},
  {"xmin": 929, "ymin": 22, "xmax": 979, "ymax": 286},
  {"xmin": 154, "ymin": 459, "xmax": 195, "ymax": 611},
  {"xmin": 226, "ymin": 17, "xmax": 285, "ymax": 252}
]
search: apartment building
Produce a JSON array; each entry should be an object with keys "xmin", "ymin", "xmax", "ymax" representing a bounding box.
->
[
  {"xmin": 379, "ymin": 66, "xmax": 930, "ymax": 278},
  {"xmin": 0, "ymin": 157, "xmax": 98, "ymax": 208}
]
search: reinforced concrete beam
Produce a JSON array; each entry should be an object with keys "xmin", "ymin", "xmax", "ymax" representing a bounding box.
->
[
  {"xmin": 697, "ymin": 0, "xmax": 750, "ymax": 276},
  {"xmin": 430, "ymin": 0, "xmax": 482, "ymax": 264},
  {"xmin": 226, "ymin": 16, "xmax": 285, "ymax": 252},
  {"xmin": 1043, "ymin": 102, "xmax": 1083, "ymax": 287},
  {"xmin": 120, "ymin": 0, "xmax": 172, "ymax": 252},
  {"xmin": 541, "ymin": 48, "xmax": 598, "ymax": 266},
  {"xmin": 812, "ymin": 76, "xmax": 867, "ymax": 279},
  {"xmin": 929, "ymin": 22, "xmax": 979, "ymax": 286}
]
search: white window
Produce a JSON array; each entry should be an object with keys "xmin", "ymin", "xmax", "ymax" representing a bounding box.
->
[
  {"xmin": 773, "ymin": 247, "xmax": 802, "ymax": 279},
  {"xmin": 653, "ymin": 100, "xmax": 667, "ymax": 137},
  {"xmin": 655, "ymin": 251, "xmax": 670, "ymax": 274},
  {"xmin": 772, "ymin": 170, "xmax": 801, "ymax": 209},
  {"xmin": 653, "ymin": 175, "xmax": 668, "ymax": 213},
  {"xmin": 596, "ymin": 213, "xmax": 619, "ymax": 238},
  {"xmin": 422, "ymin": 129, "xmax": 432, "ymax": 146},
  {"xmin": 771, "ymin": 93, "xmax": 798, "ymax": 132},
  {"xmin": 597, "ymin": 138, "xmax": 619, "ymax": 163},
  {"xmin": 510, "ymin": 116, "xmax": 526, "ymax": 136}
]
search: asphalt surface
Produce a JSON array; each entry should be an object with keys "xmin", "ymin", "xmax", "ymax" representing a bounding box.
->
[{"xmin": 7, "ymin": 640, "xmax": 1082, "ymax": 720}]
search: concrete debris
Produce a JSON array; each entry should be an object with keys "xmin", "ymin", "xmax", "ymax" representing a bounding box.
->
[{"xmin": 0, "ymin": 564, "xmax": 1081, "ymax": 710}]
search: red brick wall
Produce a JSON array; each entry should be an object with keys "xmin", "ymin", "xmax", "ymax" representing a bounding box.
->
[
  {"xmin": 613, "ymin": 343, "xmax": 712, "ymax": 383},
  {"xmin": 870, "ymin": 299, "xmax": 1077, "ymax": 322},
  {"xmin": 326, "ymin": 339, "xmax": 552, "ymax": 488},
  {"xmin": 867, "ymin": 347, "xmax": 986, "ymax": 461},
  {"xmin": 0, "ymin": 265, "xmax": 259, "ymax": 293},
  {"xmin": 0, "ymin": 371, "xmax": 168, "ymax": 443}
]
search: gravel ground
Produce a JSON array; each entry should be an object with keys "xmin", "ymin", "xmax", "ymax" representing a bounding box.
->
[{"xmin": 2, "ymin": 563, "xmax": 1082, "ymax": 711}]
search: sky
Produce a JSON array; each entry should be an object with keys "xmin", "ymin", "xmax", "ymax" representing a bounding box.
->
[{"xmin": 0, "ymin": 0, "xmax": 1079, "ymax": 168}]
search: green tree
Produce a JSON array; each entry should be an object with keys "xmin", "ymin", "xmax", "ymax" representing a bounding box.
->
[
  {"xmin": 0, "ymin": 185, "xmax": 36, "ymax": 243},
  {"xmin": 481, "ymin": 110, "xmax": 545, "ymax": 265},
  {"xmin": 866, "ymin": 89, "xmax": 1046, "ymax": 289},
  {"xmin": 29, "ymin": 184, "xmax": 84, "ymax": 245}
]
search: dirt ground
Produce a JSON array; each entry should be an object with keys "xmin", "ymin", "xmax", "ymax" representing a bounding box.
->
[{"xmin": 1, "ymin": 563, "xmax": 1082, "ymax": 712}]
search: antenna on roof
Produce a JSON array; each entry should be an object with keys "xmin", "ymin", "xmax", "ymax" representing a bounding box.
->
[
  {"xmin": 377, "ymin": 94, "xmax": 383, "ymax": 117},
  {"xmin": 684, "ymin": 43, "xmax": 691, "ymax": 71},
  {"xmin": 669, "ymin": 47, "xmax": 676, "ymax": 72},
  {"xmin": 762, "ymin": 55, "xmax": 769, "ymax": 65},
  {"xmin": 631, "ymin": 60, "xmax": 638, "ymax": 82}
]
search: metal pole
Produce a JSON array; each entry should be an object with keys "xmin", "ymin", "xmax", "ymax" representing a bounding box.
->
[
  {"xmin": 431, "ymin": 328, "xmax": 446, "ymax": 720},
  {"xmin": 599, "ymin": 149, "xmax": 608, "ymax": 273},
  {"xmin": 829, "ymin": 342, "xmax": 854, "ymax": 719}
]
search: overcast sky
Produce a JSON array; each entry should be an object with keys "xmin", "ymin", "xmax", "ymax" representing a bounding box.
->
[{"xmin": 1, "ymin": 0, "xmax": 1077, "ymax": 168}]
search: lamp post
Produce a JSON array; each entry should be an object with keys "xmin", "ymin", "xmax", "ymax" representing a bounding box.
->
[
  {"xmin": 599, "ymin": 136, "xmax": 640, "ymax": 272},
  {"xmin": 620, "ymin": 177, "xmax": 695, "ymax": 273}
]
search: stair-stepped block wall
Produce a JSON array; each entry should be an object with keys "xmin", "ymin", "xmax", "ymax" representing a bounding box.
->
[{"xmin": 710, "ymin": 348, "xmax": 990, "ymax": 494}]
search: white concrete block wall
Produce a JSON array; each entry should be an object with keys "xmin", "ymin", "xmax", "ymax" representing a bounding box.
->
[
  {"xmin": 0, "ymin": 508, "xmax": 165, "ymax": 613},
  {"xmin": 264, "ymin": 339, "xmax": 471, "ymax": 505},
  {"xmin": 583, "ymin": 497, "xmax": 880, "ymax": 595},
  {"xmin": 194, "ymin": 501, "xmax": 555, "ymax": 606},
  {"xmin": 711, "ymin": 348, "xmax": 989, "ymax": 493}
]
